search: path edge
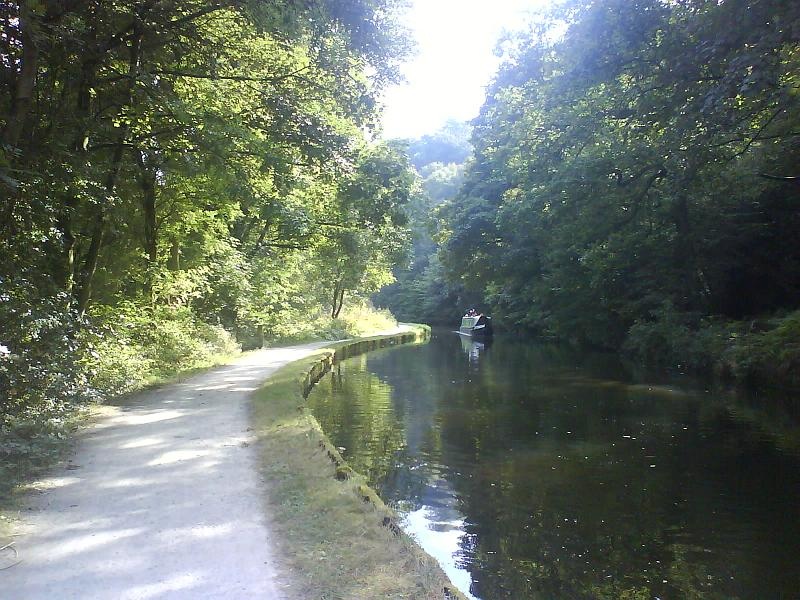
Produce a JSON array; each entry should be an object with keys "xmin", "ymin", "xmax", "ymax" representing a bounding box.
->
[{"xmin": 251, "ymin": 324, "xmax": 468, "ymax": 600}]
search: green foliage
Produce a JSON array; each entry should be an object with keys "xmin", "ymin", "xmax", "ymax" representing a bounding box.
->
[
  {"xmin": 334, "ymin": 301, "xmax": 398, "ymax": 338},
  {"xmin": 0, "ymin": 276, "xmax": 92, "ymax": 503},
  {"xmin": 85, "ymin": 305, "xmax": 240, "ymax": 396},
  {"xmin": 624, "ymin": 302, "xmax": 740, "ymax": 371},
  {"xmin": 309, "ymin": 141, "xmax": 417, "ymax": 318},
  {"xmin": 0, "ymin": 279, "xmax": 92, "ymax": 419},
  {"xmin": 373, "ymin": 122, "xmax": 475, "ymax": 324},
  {"xmin": 0, "ymin": 0, "xmax": 417, "ymax": 501},
  {"xmin": 726, "ymin": 311, "xmax": 800, "ymax": 387},
  {"xmin": 254, "ymin": 299, "xmax": 397, "ymax": 343},
  {"xmin": 0, "ymin": 0, "xmax": 413, "ymax": 387},
  {"xmin": 623, "ymin": 304, "xmax": 800, "ymax": 387},
  {"xmin": 432, "ymin": 0, "xmax": 800, "ymax": 374},
  {"xmin": 406, "ymin": 119, "xmax": 472, "ymax": 170},
  {"xmin": 0, "ymin": 410, "xmax": 83, "ymax": 504}
]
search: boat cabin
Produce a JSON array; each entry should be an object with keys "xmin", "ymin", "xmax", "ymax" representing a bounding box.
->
[{"xmin": 459, "ymin": 313, "xmax": 493, "ymax": 338}]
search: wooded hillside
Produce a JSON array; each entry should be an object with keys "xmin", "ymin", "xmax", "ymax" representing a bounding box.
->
[{"xmin": 381, "ymin": 0, "xmax": 800, "ymax": 382}]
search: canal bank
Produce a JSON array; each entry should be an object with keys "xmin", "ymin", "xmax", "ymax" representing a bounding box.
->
[{"xmin": 250, "ymin": 324, "xmax": 466, "ymax": 600}]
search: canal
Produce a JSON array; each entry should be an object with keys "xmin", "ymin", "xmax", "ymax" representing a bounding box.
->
[{"xmin": 306, "ymin": 329, "xmax": 800, "ymax": 599}]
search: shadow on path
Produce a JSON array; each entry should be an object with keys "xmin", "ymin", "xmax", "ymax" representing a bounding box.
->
[{"xmin": 2, "ymin": 343, "xmax": 329, "ymax": 600}]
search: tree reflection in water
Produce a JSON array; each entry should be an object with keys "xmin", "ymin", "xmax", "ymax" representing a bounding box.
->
[{"xmin": 306, "ymin": 331, "xmax": 800, "ymax": 600}]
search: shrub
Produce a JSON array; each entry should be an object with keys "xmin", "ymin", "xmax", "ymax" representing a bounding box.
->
[
  {"xmin": 624, "ymin": 303, "xmax": 800, "ymax": 388},
  {"xmin": 1, "ymin": 286, "xmax": 92, "ymax": 414},
  {"xmin": 85, "ymin": 304, "xmax": 240, "ymax": 396},
  {"xmin": 624, "ymin": 302, "xmax": 704, "ymax": 369},
  {"xmin": 623, "ymin": 302, "xmax": 742, "ymax": 372},
  {"xmin": 0, "ymin": 281, "xmax": 93, "ymax": 501},
  {"xmin": 255, "ymin": 297, "xmax": 398, "ymax": 344},
  {"xmin": 727, "ymin": 311, "xmax": 800, "ymax": 387}
]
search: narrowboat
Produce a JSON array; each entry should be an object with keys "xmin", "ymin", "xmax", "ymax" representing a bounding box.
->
[{"xmin": 458, "ymin": 313, "xmax": 493, "ymax": 338}]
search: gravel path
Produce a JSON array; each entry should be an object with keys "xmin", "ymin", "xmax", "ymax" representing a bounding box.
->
[{"xmin": 2, "ymin": 342, "xmax": 332, "ymax": 600}]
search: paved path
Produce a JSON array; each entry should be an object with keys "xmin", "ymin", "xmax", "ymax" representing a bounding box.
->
[{"xmin": 2, "ymin": 342, "xmax": 331, "ymax": 600}]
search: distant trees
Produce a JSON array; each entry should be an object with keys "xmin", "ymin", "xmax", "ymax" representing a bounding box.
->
[
  {"xmin": 406, "ymin": 119, "xmax": 472, "ymax": 170},
  {"xmin": 373, "ymin": 121, "xmax": 475, "ymax": 324},
  {"xmin": 433, "ymin": 0, "xmax": 800, "ymax": 364}
]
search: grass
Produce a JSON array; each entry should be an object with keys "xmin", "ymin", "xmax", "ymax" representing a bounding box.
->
[
  {"xmin": 251, "ymin": 325, "xmax": 467, "ymax": 600},
  {"xmin": 258, "ymin": 300, "xmax": 400, "ymax": 345}
]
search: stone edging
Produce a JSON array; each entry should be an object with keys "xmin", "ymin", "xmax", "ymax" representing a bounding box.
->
[{"xmin": 299, "ymin": 326, "xmax": 431, "ymax": 524}]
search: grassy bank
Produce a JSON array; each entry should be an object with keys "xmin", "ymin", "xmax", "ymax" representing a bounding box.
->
[{"xmin": 251, "ymin": 325, "xmax": 467, "ymax": 600}]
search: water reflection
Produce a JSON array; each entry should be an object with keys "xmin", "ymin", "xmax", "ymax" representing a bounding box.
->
[
  {"xmin": 306, "ymin": 330, "xmax": 800, "ymax": 599},
  {"xmin": 458, "ymin": 335, "xmax": 491, "ymax": 364}
]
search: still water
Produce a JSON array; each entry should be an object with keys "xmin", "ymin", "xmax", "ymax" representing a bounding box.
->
[{"xmin": 306, "ymin": 330, "xmax": 800, "ymax": 599}]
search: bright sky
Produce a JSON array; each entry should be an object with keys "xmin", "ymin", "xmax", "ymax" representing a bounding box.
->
[{"xmin": 380, "ymin": 0, "xmax": 552, "ymax": 139}]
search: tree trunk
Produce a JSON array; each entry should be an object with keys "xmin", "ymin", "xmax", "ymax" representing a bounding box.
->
[
  {"xmin": 136, "ymin": 150, "xmax": 158, "ymax": 301},
  {"xmin": 75, "ymin": 209, "xmax": 106, "ymax": 313},
  {"xmin": 257, "ymin": 324, "xmax": 265, "ymax": 349},
  {"xmin": 330, "ymin": 281, "xmax": 341, "ymax": 319},
  {"xmin": 333, "ymin": 287, "xmax": 346, "ymax": 319},
  {"xmin": 56, "ymin": 12, "xmax": 98, "ymax": 298},
  {"xmin": 169, "ymin": 239, "xmax": 181, "ymax": 270},
  {"xmin": 2, "ymin": 1, "xmax": 40, "ymax": 151},
  {"xmin": 75, "ymin": 27, "xmax": 143, "ymax": 314},
  {"xmin": 136, "ymin": 150, "xmax": 158, "ymax": 263},
  {"xmin": 56, "ymin": 198, "xmax": 78, "ymax": 294},
  {"xmin": 671, "ymin": 160, "xmax": 708, "ymax": 311}
]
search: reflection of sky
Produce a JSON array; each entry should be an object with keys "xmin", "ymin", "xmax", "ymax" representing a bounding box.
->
[
  {"xmin": 370, "ymin": 335, "xmax": 488, "ymax": 598},
  {"xmin": 459, "ymin": 336, "xmax": 487, "ymax": 364},
  {"xmin": 401, "ymin": 484, "xmax": 478, "ymax": 600}
]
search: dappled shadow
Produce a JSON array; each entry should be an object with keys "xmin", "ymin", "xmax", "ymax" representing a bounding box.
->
[{"xmin": 2, "ymin": 344, "xmax": 327, "ymax": 599}]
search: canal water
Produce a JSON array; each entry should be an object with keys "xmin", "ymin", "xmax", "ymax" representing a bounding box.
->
[{"xmin": 306, "ymin": 330, "xmax": 800, "ymax": 599}]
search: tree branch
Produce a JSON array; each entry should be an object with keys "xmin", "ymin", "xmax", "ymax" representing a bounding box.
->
[
  {"xmin": 165, "ymin": 2, "xmax": 235, "ymax": 30},
  {"xmin": 148, "ymin": 65, "xmax": 310, "ymax": 83},
  {"xmin": 724, "ymin": 108, "xmax": 785, "ymax": 162}
]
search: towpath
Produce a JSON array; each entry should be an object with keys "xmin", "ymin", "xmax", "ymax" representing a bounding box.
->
[{"xmin": 2, "ymin": 341, "xmax": 334, "ymax": 600}]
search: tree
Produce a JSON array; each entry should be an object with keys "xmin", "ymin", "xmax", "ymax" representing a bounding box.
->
[
  {"xmin": 312, "ymin": 141, "xmax": 416, "ymax": 318},
  {"xmin": 436, "ymin": 0, "xmax": 800, "ymax": 348},
  {"xmin": 0, "ymin": 0, "xmax": 414, "ymax": 419},
  {"xmin": 373, "ymin": 122, "xmax": 475, "ymax": 323}
]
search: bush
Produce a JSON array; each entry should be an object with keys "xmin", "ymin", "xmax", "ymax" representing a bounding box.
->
[
  {"xmin": 85, "ymin": 304, "xmax": 240, "ymax": 396},
  {"xmin": 0, "ymin": 280, "xmax": 94, "ymax": 502},
  {"xmin": 86, "ymin": 337, "xmax": 154, "ymax": 397},
  {"xmin": 254, "ymin": 297, "xmax": 398, "ymax": 344},
  {"xmin": 624, "ymin": 303, "xmax": 800, "ymax": 388},
  {"xmin": 0, "ymin": 283, "xmax": 93, "ymax": 419},
  {"xmin": 726, "ymin": 311, "xmax": 800, "ymax": 387},
  {"xmin": 623, "ymin": 302, "xmax": 742, "ymax": 372},
  {"xmin": 624, "ymin": 302, "xmax": 706, "ymax": 369},
  {"xmin": 334, "ymin": 300, "xmax": 398, "ymax": 337}
]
